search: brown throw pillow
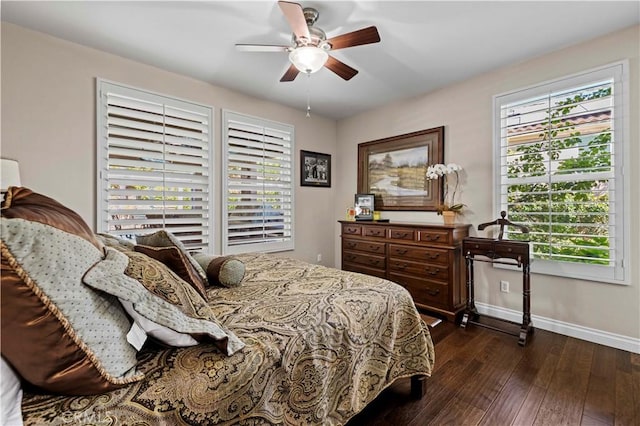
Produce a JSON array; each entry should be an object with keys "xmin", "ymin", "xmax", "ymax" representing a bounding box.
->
[
  {"xmin": 134, "ymin": 245, "xmax": 207, "ymax": 299},
  {"xmin": 1, "ymin": 190, "xmax": 142, "ymax": 395},
  {"xmin": 191, "ymin": 253, "xmax": 246, "ymax": 288},
  {"xmin": 136, "ymin": 230, "xmax": 208, "ymax": 286},
  {"xmin": 1, "ymin": 186, "xmax": 102, "ymax": 250}
]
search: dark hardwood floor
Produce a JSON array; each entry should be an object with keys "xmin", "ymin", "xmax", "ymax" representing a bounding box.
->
[{"xmin": 347, "ymin": 317, "xmax": 640, "ymax": 426}]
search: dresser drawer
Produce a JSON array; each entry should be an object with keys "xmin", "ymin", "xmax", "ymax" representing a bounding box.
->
[
  {"xmin": 343, "ymin": 239, "xmax": 386, "ymax": 255},
  {"xmin": 343, "ymin": 263, "xmax": 386, "ymax": 279},
  {"xmin": 388, "ymin": 244, "xmax": 449, "ymax": 265},
  {"xmin": 389, "ymin": 227, "xmax": 414, "ymax": 241},
  {"xmin": 362, "ymin": 226, "xmax": 386, "ymax": 238},
  {"xmin": 417, "ymin": 229, "xmax": 451, "ymax": 246},
  {"xmin": 388, "ymin": 258, "xmax": 448, "ymax": 281},
  {"xmin": 389, "ymin": 273, "xmax": 449, "ymax": 308},
  {"xmin": 342, "ymin": 224, "xmax": 362, "ymax": 236},
  {"xmin": 342, "ymin": 251, "xmax": 386, "ymax": 269}
]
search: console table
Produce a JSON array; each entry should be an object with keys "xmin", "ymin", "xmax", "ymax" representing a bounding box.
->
[{"xmin": 460, "ymin": 237, "xmax": 533, "ymax": 346}]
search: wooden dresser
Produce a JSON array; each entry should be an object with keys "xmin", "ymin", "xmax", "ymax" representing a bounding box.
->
[{"xmin": 339, "ymin": 220, "xmax": 471, "ymax": 321}]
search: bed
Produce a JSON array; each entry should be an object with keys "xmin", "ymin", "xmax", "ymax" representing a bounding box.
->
[{"xmin": 1, "ymin": 187, "xmax": 435, "ymax": 426}]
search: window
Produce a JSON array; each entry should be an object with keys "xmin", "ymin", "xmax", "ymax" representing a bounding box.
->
[
  {"xmin": 97, "ymin": 80, "xmax": 213, "ymax": 252},
  {"xmin": 494, "ymin": 62, "xmax": 629, "ymax": 284},
  {"xmin": 222, "ymin": 111, "xmax": 294, "ymax": 254}
]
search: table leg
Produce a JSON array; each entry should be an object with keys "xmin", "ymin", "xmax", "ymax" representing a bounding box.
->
[
  {"xmin": 518, "ymin": 263, "xmax": 533, "ymax": 346},
  {"xmin": 461, "ymin": 255, "xmax": 478, "ymax": 328}
]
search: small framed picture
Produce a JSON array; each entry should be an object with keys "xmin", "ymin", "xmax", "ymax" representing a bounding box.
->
[
  {"xmin": 354, "ymin": 193, "xmax": 375, "ymax": 221},
  {"xmin": 301, "ymin": 150, "xmax": 331, "ymax": 187}
]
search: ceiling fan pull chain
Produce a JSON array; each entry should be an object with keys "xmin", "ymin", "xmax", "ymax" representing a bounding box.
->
[{"xmin": 306, "ymin": 72, "xmax": 312, "ymax": 118}]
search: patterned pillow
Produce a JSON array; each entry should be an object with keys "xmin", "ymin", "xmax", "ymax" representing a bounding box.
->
[
  {"xmin": 96, "ymin": 233, "xmax": 136, "ymax": 251},
  {"xmin": 83, "ymin": 248, "xmax": 244, "ymax": 356},
  {"xmin": 192, "ymin": 253, "xmax": 246, "ymax": 288},
  {"xmin": 136, "ymin": 230, "xmax": 208, "ymax": 286},
  {"xmin": 1, "ymin": 187, "xmax": 102, "ymax": 250},
  {"xmin": 119, "ymin": 299, "xmax": 198, "ymax": 348},
  {"xmin": 0, "ymin": 218, "xmax": 142, "ymax": 395},
  {"xmin": 134, "ymin": 245, "xmax": 207, "ymax": 299}
]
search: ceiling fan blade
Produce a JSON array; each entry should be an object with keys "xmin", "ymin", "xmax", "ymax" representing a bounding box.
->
[
  {"xmin": 280, "ymin": 64, "xmax": 300, "ymax": 82},
  {"xmin": 327, "ymin": 26, "xmax": 381, "ymax": 50},
  {"xmin": 278, "ymin": 1, "xmax": 311, "ymax": 41},
  {"xmin": 325, "ymin": 56, "xmax": 358, "ymax": 81},
  {"xmin": 236, "ymin": 44, "xmax": 290, "ymax": 53}
]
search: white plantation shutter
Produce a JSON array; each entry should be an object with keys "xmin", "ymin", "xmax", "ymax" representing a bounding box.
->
[
  {"xmin": 222, "ymin": 111, "xmax": 294, "ymax": 254},
  {"xmin": 97, "ymin": 80, "xmax": 213, "ymax": 252},
  {"xmin": 494, "ymin": 62, "xmax": 628, "ymax": 284}
]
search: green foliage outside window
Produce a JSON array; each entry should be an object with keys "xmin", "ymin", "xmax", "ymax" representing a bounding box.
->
[{"xmin": 504, "ymin": 86, "xmax": 613, "ymax": 266}]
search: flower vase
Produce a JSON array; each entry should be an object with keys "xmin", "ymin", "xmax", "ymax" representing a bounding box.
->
[{"xmin": 442, "ymin": 211, "xmax": 456, "ymax": 225}]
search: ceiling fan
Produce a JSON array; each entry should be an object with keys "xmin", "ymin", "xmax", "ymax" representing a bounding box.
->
[{"xmin": 236, "ymin": 1, "xmax": 381, "ymax": 82}]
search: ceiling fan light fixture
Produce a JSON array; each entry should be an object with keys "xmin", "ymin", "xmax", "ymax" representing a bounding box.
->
[{"xmin": 288, "ymin": 46, "xmax": 328, "ymax": 74}]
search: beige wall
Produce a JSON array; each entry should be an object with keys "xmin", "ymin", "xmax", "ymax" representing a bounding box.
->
[
  {"xmin": 335, "ymin": 25, "xmax": 640, "ymax": 342},
  {"xmin": 1, "ymin": 22, "xmax": 337, "ymax": 265}
]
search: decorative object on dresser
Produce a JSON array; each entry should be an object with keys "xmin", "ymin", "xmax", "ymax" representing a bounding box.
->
[
  {"xmin": 340, "ymin": 220, "xmax": 471, "ymax": 321},
  {"xmin": 461, "ymin": 211, "xmax": 533, "ymax": 346},
  {"xmin": 357, "ymin": 126, "xmax": 444, "ymax": 211},
  {"xmin": 425, "ymin": 162, "xmax": 465, "ymax": 224},
  {"xmin": 354, "ymin": 193, "xmax": 374, "ymax": 221}
]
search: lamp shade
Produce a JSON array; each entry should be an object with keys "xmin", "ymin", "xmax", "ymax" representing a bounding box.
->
[
  {"xmin": 289, "ymin": 46, "xmax": 329, "ymax": 74},
  {"xmin": 1, "ymin": 159, "xmax": 21, "ymax": 192}
]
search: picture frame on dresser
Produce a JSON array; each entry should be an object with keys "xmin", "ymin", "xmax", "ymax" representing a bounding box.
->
[
  {"xmin": 354, "ymin": 193, "xmax": 374, "ymax": 221},
  {"xmin": 301, "ymin": 150, "xmax": 331, "ymax": 187},
  {"xmin": 357, "ymin": 126, "xmax": 444, "ymax": 211}
]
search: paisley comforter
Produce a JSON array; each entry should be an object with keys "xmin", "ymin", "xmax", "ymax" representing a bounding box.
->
[{"xmin": 21, "ymin": 253, "xmax": 435, "ymax": 425}]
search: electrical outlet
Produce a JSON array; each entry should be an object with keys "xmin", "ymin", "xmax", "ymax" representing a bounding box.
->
[
  {"xmin": 500, "ymin": 280, "xmax": 509, "ymax": 293},
  {"xmin": 316, "ymin": 254, "xmax": 322, "ymax": 263}
]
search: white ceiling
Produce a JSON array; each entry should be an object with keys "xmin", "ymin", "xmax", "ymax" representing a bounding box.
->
[{"xmin": 2, "ymin": 1, "xmax": 638, "ymax": 120}]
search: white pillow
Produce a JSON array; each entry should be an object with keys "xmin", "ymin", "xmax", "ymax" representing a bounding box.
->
[
  {"xmin": 1, "ymin": 356, "xmax": 23, "ymax": 426},
  {"xmin": 119, "ymin": 299, "xmax": 198, "ymax": 349}
]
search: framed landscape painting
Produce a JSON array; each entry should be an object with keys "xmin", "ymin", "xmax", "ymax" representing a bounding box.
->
[{"xmin": 357, "ymin": 126, "xmax": 444, "ymax": 211}]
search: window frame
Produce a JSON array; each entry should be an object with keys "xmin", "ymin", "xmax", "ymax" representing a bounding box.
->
[
  {"xmin": 492, "ymin": 61, "xmax": 630, "ymax": 285},
  {"xmin": 96, "ymin": 79, "xmax": 215, "ymax": 253},
  {"xmin": 221, "ymin": 110, "xmax": 295, "ymax": 255}
]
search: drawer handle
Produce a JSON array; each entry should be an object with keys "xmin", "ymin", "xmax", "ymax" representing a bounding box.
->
[
  {"xmin": 426, "ymin": 268, "xmax": 441, "ymax": 276},
  {"xmin": 394, "ymin": 248, "xmax": 408, "ymax": 255},
  {"xmin": 368, "ymin": 259, "xmax": 380, "ymax": 266},
  {"xmin": 347, "ymin": 242, "xmax": 357, "ymax": 248},
  {"xmin": 347, "ymin": 228, "xmax": 358, "ymax": 234},
  {"xmin": 426, "ymin": 288, "xmax": 440, "ymax": 296},
  {"xmin": 395, "ymin": 262, "xmax": 408, "ymax": 270},
  {"xmin": 370, "ymin": 230, "xmax": 382, "ymax": 236},
  {"xmin": 425, "ymin": 235, "xmax": 441, "ymax": 242},
  {"xmin": 395, "ymin": 232, "xmax": 409, "ymax": 238},
  {"xmin": 369, "ymin": 245, "xmax": 380, "ymax": 251},
  {"xmin": 426, "ymin": 253, "xmax": 440, "ymax": 260},
  {"xmin": 346, "ymin": 255, "xmax": 356, "ymax": 261}
]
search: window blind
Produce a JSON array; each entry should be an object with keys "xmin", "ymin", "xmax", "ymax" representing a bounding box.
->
[
  {"xmin": 222, "ymin": 111, "xmax": 294, "ymax": 254},
  {"xmin": 97, "ymin": 81, "xmax": 213, "ymax": 252},
  {"xmin": 494, "ymin": 62, "xmax": 627, "ymax": 283}
]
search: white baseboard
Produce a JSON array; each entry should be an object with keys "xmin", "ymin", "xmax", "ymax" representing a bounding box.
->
[{"xmin": 475, "ymin": 302, "xmax": 640, "ymax": 354}]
